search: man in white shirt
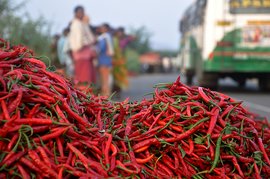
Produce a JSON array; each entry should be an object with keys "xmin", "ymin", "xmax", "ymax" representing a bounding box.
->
[{"xmin": 57, "ymin": 28, "xmax": 74, "ymax": 77}]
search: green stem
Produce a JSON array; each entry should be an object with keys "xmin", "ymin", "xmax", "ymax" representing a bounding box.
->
[{"xmin": 157, "ymin": 118, "xmax": 174, "ymax": 133}]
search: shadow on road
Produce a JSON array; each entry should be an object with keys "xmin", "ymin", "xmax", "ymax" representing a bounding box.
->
[
  {"xmin": 218, "ymin": 86, "xmax": 270, "ymax": 94},
  {"xmin": 216, "ymin": 78, "xmax": 269, "ymax": 94}
]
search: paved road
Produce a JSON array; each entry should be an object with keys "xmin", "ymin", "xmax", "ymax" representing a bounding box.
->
[{"xmin": 119, "ymin": 73, "xmax": 270, "ymax": 118}]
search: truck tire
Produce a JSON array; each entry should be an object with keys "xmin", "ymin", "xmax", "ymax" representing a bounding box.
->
[
  {"xmin": 199, "ymin": 73, "xmax": 218, "ymax": 90},
  {"xmin": 259, "ymin": 77, "xmax": 270, "ymax": 92},
  {"xmin": 186, "ymin": 69, "xmax": 195, "ymax": 85},
  {"xmin": 237, "ymin": 78, "xmax": 246, "ymax": 88},
  {"xmin": 186, "ymin": 74, "xmax": 193, "ymax": 85}
]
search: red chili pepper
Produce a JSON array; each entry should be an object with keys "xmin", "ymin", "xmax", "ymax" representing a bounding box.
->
[
  {"xmin": 4, "ymin": 69, "xmax": 23, "ymax": 80},
  {"xmin": 0, "ymin": 57, "xmax": 21, "ymax": 65},
  {"xmin": 161, "ymin": 154, "xmax": 175, "ymax": 170},
  {"xmin": 0, "ymin": 48, "xmax": 20, "ymax": 59},
  {"xmin": 37, "ymin": 146, "xmax": 51, "ymax": 168},
  {"xmin": 149, "ymin": 111, "xmax": 165, "ymax": 130},
  {"xmin": 207, "ymin": 107, "xmax": 219, "ymax": 136},
  {"xmin": 119, "ymin": 140, "xmax": 127, "ymax": 153},
  {"xmin": 55, "ymin": 104, "xmax": 69, "ymax": 123},
  {"xmin": 170, "ymin": 124, "xmax": 183, "ymax": 133},
  {"xmin": 14, "ymin": 118, "xmax": 53, "ymax": 125},
  {"xmin": 56, "ymin": 138, "xmax": 64, "ymax": 158},
  {"xmin": 169, "ymin": 105, "xmax": 180, "ymax": 113},
  {"xmin": 186, "ymin": 105, "xmax": 192, "ymax": 116},
  {"xmin": 231, "ymin": 156, "xmax": 244, "ymax": 178},
  {"xmin": 116, "ymin": 104, "xmax": 126, "ymax": 124},
  {"xmin": 209, "ymin": 143, "xmax": 214, "ymax": 160},
  {"xmin": 116, "ymin": 160, "xmax": 139, "ymax": 174},
  {"xmin": 19, "ymin": 157, "xmax": 43, "ymax": 174},
  {"xmin": 104, "ymin": 133, "xmax": 112, "ymax": 170},
  {"xmin": 125, "ymin": 118, "xmax": 133, "ymax": 136},
  {"xmin": 258, "ymin": 137, "xmax": 270, "ymax": 166},
  {"xmin": 7, "ymin": 87, "xmax": 23, "ymax": 113},
  {"xmin": 1, "ymin": 100, "xmax": 10, "ymax": 120},
  {"xmin": 155, "ymin": 88, "xmax": 172, "ymax": 103},
  {"xmin": 30, "ymin": 90, "xmax": 56, "ymax": 103},
  {"xmin": 65, "ymin": 150, "xmax": 73, "ymax": 165},
  {"xmin": 238, "ymin": 156, "xmax": 254, "ymax": 163},
  {"xmin": 163, "ymin": 129, "xmax": 177, "ymax": 137},
  {"xmin": 165, "ymin": 120, "xmax": 207, "ymax": 143},
  {"xmin": 32, "ymin": 126, "xmax": 50, "ymax": 133},
  {"xmin": 28, "ymin": 150, "xmax": 57, "ymax": 178},
  {"xmin": 198, "ymin": 87, "xmax": 211, "ymax": 103},
  {"xmin": 142, "ymin": 121, "xmax": 151, "ymax": 127},
  {"xmin": 128, "ymin": 129, "xmax": 141, "ymax": 138},
  {"xmin": 67, "ymin": 143, "xmax": 107, "ymax": 176},
  {"xmin": 0, "ymin": 111, "xmax": 19, "ymax": 137},
  {"xmin": 16, "ymin": 164, "xmax": 31, "ymax": 179},
  {"xmin": 0, "ymin": 151, "xmax": 26, "ymax": 169},
  {"xmin": 26, "ymin": 104, "xmax": 40, "ymax": 118},
  {"xmin": 0, "ymin": 64, "xmax": 13, "ymax": 69},
  {"xmin": 171, "ymin": 151, "xmax": 180, "ymax": 169},
  {"xmin": 66, "ymin": 128, "xmax": 88, "ymax": 141},
  {"xmin": 23, "ymin": 58, "xmax": 46, "ymax": 70},
  {"xmin": 237, "ymin": 114, "xmax": 256, "ymax": 126},
  {"xmin": 7, "ymin": 133, "xmax": 19, "ymax": 151},
  {"xmin": 217, "ymin": 116, "xmax": 226, "ymax": 128},
  {"xmin": 71, "ymin": 154, "xmax": 76, "ymax": 166},
  {"xmin": 130, "ymin": 125, "xmax": 163, "ymax": 141},
  {"xmin": 134, "ymin": 145, "xmax": 149, "ymax": 153},
  {"xmin": 261, "ymin": 165, "xmax": 270, "ymax": 177},
  {"xmin": 221, "ymin": 105, "xmax": 234, "ymax": 118},
  {"xmin": 133, "ymin": 138, "xmax": 158, "ymax": 151},
  {"xmin": 0, "ymin": 91, "xmax": 16, "ymax": 101},
  {"xmin": 186, "ymin": 138, "xmax": 194, "ymax": 155},
  {"xmin": 110, "ymin": 143, "xmax": 118, "ymax": 171},
  {"xmin": 156, "ymin": 160, "xmax": 174, "ymax": 176},
  {"xmin": 53, "ymin": 85, "xmax": 67, "ymax": 95},
  {"xmin": 60, "ymin": 100, "xmax": 90, "ymax": 127},
  {"xmin": 253, "ymin": 161, "xmax": 261, "ymax": 179},
  {"xmin": 57, "ymin": 166, "xmax": 64, "ymax": 179},
  {"xmin": 33, "ymin": 127, "xmax": 69, "ymax": 142},
  {"xmin": 46, "ymin": 70, "xmax": 68, "ymax": 85}
]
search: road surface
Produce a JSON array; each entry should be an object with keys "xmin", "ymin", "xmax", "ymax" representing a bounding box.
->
[{"xmin": 118, "ymin": 73, "xmax": 270, "ymax": 118}]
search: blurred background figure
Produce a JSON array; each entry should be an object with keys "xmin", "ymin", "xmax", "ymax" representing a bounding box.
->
[
  {"xmin": 112, "ymin": 27, "xmax": 135, "ymax": 97},
  {"xmin": 68, "ymin": 5, "xmax": 96, "ymax": 86},
  {"xmin": 162, "ymin": 56, "xmax": 171, "ymax": 73},
  {"xmin": 97, "ymin": 23, "xmax": 114, "ymax": 96},
  {"xmin": 57, "ymin": 27, "xmax": 74, "ymax": 77},
  {"xmin": 51, "ymin": 34, "xmax": 61, "ymax": 68}
]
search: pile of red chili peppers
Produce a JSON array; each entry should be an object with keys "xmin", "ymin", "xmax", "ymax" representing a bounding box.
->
[{"xmin": 0, "ymin": 39, "xmax": 270, "ymax": 178}]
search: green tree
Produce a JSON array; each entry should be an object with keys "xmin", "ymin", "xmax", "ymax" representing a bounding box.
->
[
  {"xmin": 128, "ymin": 26, "xmax": 152, "ymax": 54},
  {"xmin": 0, "ymin": 0, "xmax": 51, "ymax": 58},
  {"xmin": 156, "ymin": 50, "xmax": 178, "ymax": 58},
  {"xmin": 124, "ymin": 26, "xmax": 152, "ymax": 73}
]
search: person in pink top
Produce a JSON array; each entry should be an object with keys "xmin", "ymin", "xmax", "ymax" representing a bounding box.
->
[{"xmin": 68, "ymin": 5, "xmax": 96, "ymax": 85}]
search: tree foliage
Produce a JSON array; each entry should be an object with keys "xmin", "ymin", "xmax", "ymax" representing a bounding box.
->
[
  {"xmin": 128, "ymin": 26, "xmax": 152, "ymax": 54},
  {"xmin": 156, "ymin": 50, "xmax": 178, "ymax": 58},
  {"xmin": 0, "ymin": 0, "xmax": 51, "ymax": 57}
]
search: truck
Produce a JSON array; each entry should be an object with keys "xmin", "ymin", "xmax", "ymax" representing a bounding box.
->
[{"xmin": 179, "ymin": 0, "xmax": 270, "ymax": 90}]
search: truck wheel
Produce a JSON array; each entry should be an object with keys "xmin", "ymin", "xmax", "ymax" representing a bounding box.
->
[
  {"xmin": 199, "ymin": 73, "xmax": 218, "ymax": 90},
  {"xmin": 259, "ymin": 77, "xmax": 270, "ymax": 92},
  {"xmin": 186, "ymin": 70, "xmax": 194, "ymax": 85},
  {"xmin": 186, "ymin": 74, "xmax": 193, "ymax": 85},
  {"xmin": 237, "ymin": 78, "xmax": 246, "ymax": 88}
]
